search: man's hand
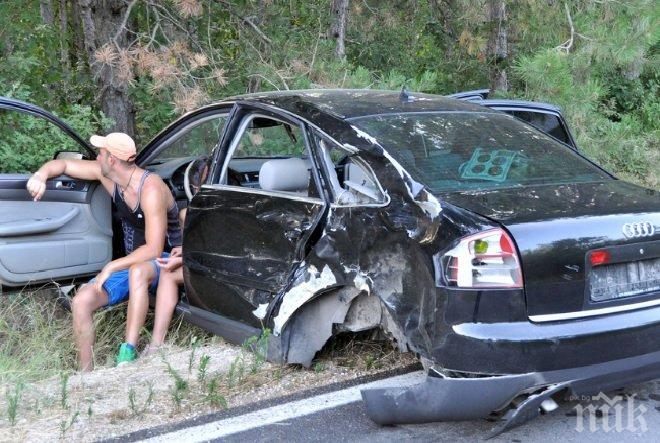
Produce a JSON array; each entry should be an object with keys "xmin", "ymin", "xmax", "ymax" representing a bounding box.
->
[
  {"xmin": 156, "ymin": 255, "xmax": 183, "ymax": 272},
  {"xmin": 170, "ymin": 246, "xmax": 182, "ymax": 257},
  {"xmin": 26, "ymin": 172, "xmax": 47, "ymax": 201},
  {"xmin": 94, "ymin": 264, "xmax": 114, "ymax": 294}
]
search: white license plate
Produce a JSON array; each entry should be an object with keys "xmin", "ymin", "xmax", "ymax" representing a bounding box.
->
[{"xmin": 590, "ymin": 257, "xmax": 660, "ymax": 302}]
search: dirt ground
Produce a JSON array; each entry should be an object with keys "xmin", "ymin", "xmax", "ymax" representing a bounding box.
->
[{"xmin": 0, "ymin": 337, "xmax": 416, "ymax": 442}]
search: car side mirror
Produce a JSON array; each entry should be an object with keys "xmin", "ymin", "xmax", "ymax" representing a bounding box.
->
[{"xmin": 54, "ymin": 150, "xmax": 84, "ymax": 160}]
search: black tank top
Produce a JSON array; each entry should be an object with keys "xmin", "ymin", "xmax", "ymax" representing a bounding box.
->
[{"xmin": 113, "ymin": 171, "xmax": 183, "ymax": 254}]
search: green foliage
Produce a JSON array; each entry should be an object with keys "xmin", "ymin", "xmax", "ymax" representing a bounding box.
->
[
  {"xmin": 0, "ymin": 84, "xmax": 112, "ymax": 173},
  {"xmin": 0, "ymin": 0, "xmax": 655, "ymax": 186}
]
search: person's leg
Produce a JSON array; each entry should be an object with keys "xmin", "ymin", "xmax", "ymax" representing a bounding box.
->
[
  {"xmin": 124, "ymin": 261, "xmax": 158, "ymax": 347},
  {"xmin": 71, "ymin": 284, "xmax": 109, "ymax": 372},
  {"xmin": 151, "ymin": 267, "xmax": 184, "ymax": 347}
]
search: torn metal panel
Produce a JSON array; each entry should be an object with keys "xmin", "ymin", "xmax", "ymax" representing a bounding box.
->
[{"xmin": 272, "ymin": 263, "xmax": 338, "ymax": 335}]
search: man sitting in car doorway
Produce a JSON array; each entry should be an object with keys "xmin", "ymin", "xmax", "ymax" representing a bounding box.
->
[
  {"xmin": 26, "ymin": 132, "xmax": 182, "ymax": 371},
  {"xmin": 121, "ymin": 157, "xmax": 209, "ymax": 359}
]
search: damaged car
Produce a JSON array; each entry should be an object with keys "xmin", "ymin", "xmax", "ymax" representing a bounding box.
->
[{"xmin": 1, "ymin": 90, "xmax": 659, "ymax": 432}]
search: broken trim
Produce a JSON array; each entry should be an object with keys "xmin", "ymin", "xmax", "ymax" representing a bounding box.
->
[{"xmin": 361, "ymin": 349, "xmax": 660, "ymax": 434}]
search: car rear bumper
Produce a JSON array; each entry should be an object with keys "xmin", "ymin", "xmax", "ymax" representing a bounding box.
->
[
  {"xmin": 361, "ymin": 349, "xmax": 660, "ymax": 426},
  {"xmin": 432, "ymin": 304, "xmax": 660, "ymax": 374}
]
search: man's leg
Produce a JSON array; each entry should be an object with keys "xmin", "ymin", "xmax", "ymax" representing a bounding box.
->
[
  {"xmin": 151, "ymin": 267, "xmax": 184, "ymax": 346},
  {"xmin": 125, "ymin": 261, "xmax": 157, "ymax": 346},
  {"xmin": 71, "ymin": 285, "xmax": 108, "ymax": 372}
]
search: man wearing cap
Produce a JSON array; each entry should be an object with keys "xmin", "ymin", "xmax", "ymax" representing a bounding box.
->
[{"xmin": 26, "ymin": 132, "xmax": 182, "ymax": 371}]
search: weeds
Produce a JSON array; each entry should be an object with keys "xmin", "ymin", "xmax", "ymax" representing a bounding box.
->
[
  {"xmin": 204, "ymin": 375, "xmax": 228, "ymax": 409},
  {"xmin": 59, "ymin": 410, "xmax": 79, "ymax": 438},
  {"xmin": 5, "ymin": 382, "xmax": 23, "ymax": 426},
  {"xmin": 128, "ymin": 382, "xmax": 154, "ymax": 417},
  {"xmin": 226, "ymin": 357, "xmax": 245, "ymax": 388},
  {"xmin": 313, "ymin": 362, "xmax": 326, "ymax": 373},
  {"xmin": 165, "ymin": 362, "xmax": 188, "ymax": 410},
  {"xmin": 188, "ymin": 336, "xmax": 199, "ymax": 374},
  {"xmin": 59, "ymin": 372, "xmax": 69, "ymax": 409},
  {"xmin": 197, "ymin": 355, "xmax": 211, "ymax": 383}
]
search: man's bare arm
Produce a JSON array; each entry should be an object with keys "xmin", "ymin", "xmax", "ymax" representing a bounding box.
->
[{"xmin": 27, "ymin": 159, "xmax": 113, "ymax": 200}]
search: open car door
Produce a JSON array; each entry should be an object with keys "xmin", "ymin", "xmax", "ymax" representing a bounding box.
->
[
  {"xmin": 447, "ymin": 89, "xmax": 578, "ymax": 149},
  {"xmin": 0, "ymin": 97, "xmax": 112, "ymax": 288}
]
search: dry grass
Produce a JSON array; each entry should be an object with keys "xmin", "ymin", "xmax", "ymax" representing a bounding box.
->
[
  {"xmin": 0, "ymin": 286, "xmax": 213, "ymax": 385},
  {"xmin": 0, "ymin": 288, "xmax": 415, "ymax": 441}
]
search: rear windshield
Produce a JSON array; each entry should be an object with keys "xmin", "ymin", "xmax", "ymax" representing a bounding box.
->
[{"xmin": 351, "ymin": 112, "xmax": 609, "ymax": 193}]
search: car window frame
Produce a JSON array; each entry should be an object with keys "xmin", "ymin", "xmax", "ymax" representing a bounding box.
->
[
  {"xmin": 136, "ymin": 104, "xmax": 234, "ymax": 168},
  {"xmin": 312, "ymin": 131, "xmax": 390, "ymax": 209},
  {"xmin": 211, "ymin": 110, "xmax": 325, "ymax": 204}
]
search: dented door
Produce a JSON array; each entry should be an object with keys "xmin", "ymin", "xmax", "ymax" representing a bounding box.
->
[{"xmin": 183, "ymin": 186, "xmax": 325, "ymax": 326}]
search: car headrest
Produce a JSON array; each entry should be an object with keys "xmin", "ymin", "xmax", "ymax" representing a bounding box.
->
[{"xmin": 259, "ymin": 158, "xmax": 310, "ymax": 192}]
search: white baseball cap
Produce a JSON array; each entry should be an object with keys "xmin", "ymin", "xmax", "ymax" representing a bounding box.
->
[{"xmin": 90, "ymin": 132, "xmax": 137, "ymax": 162}]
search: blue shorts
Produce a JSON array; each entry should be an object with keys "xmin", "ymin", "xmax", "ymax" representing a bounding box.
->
[{"xmin": 89, "ymin": 253, "xmax": 170, "ymax": 306}]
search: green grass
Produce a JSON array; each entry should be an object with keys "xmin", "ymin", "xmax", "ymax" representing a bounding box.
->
[{"xmin": 0, "ymin": 287, "xmax": 212, "ymax": 385}]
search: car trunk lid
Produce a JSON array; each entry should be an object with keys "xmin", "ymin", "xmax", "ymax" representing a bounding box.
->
[{"xmin": 441, "ymin": 180, "xmax": 660, "ymax": 319}]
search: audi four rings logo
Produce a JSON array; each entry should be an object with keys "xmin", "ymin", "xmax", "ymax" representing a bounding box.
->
[{"xmin": 622, "ymin": 221, "xmax": 655, "ymax": 238}]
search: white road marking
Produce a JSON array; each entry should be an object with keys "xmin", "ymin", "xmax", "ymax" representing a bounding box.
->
[{"xmin": 146, "ymin": 371, "xmax": 425, "ymax": 443}]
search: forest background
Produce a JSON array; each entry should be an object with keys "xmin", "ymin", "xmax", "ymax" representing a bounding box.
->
[{"xmin": 0, "ymin": 0, "xmax": 658, "ymax": 187}]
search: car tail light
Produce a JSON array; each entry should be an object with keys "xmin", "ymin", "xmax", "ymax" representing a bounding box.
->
[
  {"xmin": 440, "ymin": 229, "xmax": 523, "ymax": 288},
  {"xmin": 589, "ymin": 249, "xmax": 611, "ymax": 267}
]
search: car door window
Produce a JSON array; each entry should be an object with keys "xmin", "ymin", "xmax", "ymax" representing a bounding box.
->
[
  {"xmin": 0, "ymin": 109, "xmax": 86, "ymax": 173},
  {"xmin": 317, "ymin": 137, "xmax": 386, "ymax": 205},
  {"xmin": 220, "ymin": 115, "xmax": 320, "ymax": 199}
]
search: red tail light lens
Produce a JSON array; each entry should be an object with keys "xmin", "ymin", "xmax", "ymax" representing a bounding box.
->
[
  {"xmin": 589, "ymin": 250, "xmax": 611, "ymax": 267},
  {"xmin": 439, "ymin": 229, "xmax": 523, "ymax": 289}
]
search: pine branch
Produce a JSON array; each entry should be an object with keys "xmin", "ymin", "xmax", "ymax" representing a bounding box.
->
[{"xmin": 212, "ymin": 0, "xmax": 272, "ymax": 46}]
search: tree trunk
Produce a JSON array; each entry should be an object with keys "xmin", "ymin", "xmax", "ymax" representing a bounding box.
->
[
  {"xmin": 70, "ymin": 0, "xmax": 85, "ymax": 67},
  {"xmin": 40, "ymin": 0, "xmax": 55, "ymax": 26},
  {"xmin": 487, "ymin": 0, "xmax": 508, "ymax": 93},
  {"xmin": 330, "ymin": 0, "xmax": 350, "ymax": 61},
  {"xmin": 431, "ymin": 0, "xmax": 457, "ymax": 58},
  {"xmin": 77, "ymin": 0, "xmax": 135, "ymax": 137},
  {"xmin": 59, "ymin": 0, "xmax": 70, "ymax": 75}
]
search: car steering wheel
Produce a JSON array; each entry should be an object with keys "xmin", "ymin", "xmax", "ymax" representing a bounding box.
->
[{"xmin": 183, "ymin": 156, "xmax": 208, "ymax": 201}]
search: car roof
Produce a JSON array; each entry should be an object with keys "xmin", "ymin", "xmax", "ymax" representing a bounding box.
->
[{"xmin": 226, "ymin": 89, "xmax": 496, "ymax": 120}]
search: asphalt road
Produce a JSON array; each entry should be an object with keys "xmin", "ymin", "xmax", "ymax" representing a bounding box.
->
[{"xmin": 133, "ymin": 371, "xmax": 659, "ymax": 443}]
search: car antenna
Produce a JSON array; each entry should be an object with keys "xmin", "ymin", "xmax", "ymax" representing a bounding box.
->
[{"xmin": 399, "ymin": 87, "xmax": 414, "ymax": 103}]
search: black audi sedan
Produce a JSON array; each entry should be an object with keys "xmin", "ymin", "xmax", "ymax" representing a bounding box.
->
[{"xmin": 0, "ymin": 90, "xmax": 658, "ymax": 430}]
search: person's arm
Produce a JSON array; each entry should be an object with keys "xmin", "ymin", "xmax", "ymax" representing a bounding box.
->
[
  {"xmin": 94, "ymin": 181, "xmax": 168, "ymax": 290},
  {"xmin": 27, "ymin": 159, "xmax": 113, "ymax": 200}
]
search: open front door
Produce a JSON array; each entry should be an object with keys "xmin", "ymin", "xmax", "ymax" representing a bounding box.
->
[
  {"xmin": 0, "ymin": 98, "xmax": 112, "ymax": 287},
  {"xmin": 183, "ymin": 107, "xmax": 327, "ymax": 328}
]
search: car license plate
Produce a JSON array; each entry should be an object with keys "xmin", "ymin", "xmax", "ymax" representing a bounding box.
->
[{"xmin": 590, "ymin": 257, "xmax": 660, "ymax": 302}]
